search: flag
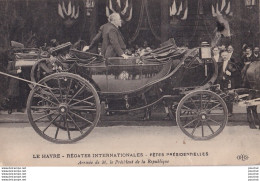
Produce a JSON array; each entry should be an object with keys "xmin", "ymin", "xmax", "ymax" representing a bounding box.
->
[
  {"xmin": 106, "ymin": 0, "xmax": 133, "ymax": 22},
  {"xmin": 169, "ymin": 0, "xmax": 188, "ymax": 20},
  {"xmin": 211, "ymin": 0, "xmax": 233, "ymax": 17}
]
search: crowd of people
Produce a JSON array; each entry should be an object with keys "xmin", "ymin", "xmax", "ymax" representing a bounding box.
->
[{"xmin": 212, "ymin": 44, "xmax": 260, "ymax": 116}]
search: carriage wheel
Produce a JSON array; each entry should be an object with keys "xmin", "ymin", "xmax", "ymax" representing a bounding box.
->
[
  {"xmin": 27, "ymin": 72, "xmax": 101, "ymax": 144},
  {"xmin": 30, "ymin": 59, "xmax": 54, "ymax": 83},
  {"xmin": 176, "ymin": 90, "xmax": 228, "ymax": 140}
]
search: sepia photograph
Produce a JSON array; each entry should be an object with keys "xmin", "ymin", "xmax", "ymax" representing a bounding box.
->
[{"xmin": 0, "ymin": 0, "xmax": 260, "ymax": 166}]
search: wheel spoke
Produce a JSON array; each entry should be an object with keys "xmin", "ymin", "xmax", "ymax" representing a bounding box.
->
[
  {"xmin": 180, "ymin": 114, "xmax": 196, "ymax": 118},
  {"xmin": 69, "ymin": 111, "xmax": 93, "ymax": 125},
  {"xmin": 33, "ymin": 111, "xmax": 56, "ymax": 122},
  {"xmin": 70, "ymin": 106, "xmax": 96, "ymax": 111},
  {"xmin": 191, "ymin": 120, "xmax": 200, "ymax": 136},
  {"xmin": 67, "ymin": 113, "xmax": 83, "ymax": 134},
  {"xmin": 69, "ymin": 95, "xmax": 94, "ymax": 106},
  {"xmin": 43, "ymin": 83, "xmax": 60, "ymax": 104},
  {"xmin": 208, "ymin": 113, "xmax": 224, "ymax": 116},
  {"xmin": 182, "ymin": 105, "xmax": 197, "ymax": 114},
  {"xmin": 37, "ymin": 88, "xmax": 52, "ymax": 97},
  {"xmin": 63, "ymin": 116, "xmax": 66, "ymax": 127},
  {"xmin": 57, "ymin": 78, "xmax": 63, "ymax": 102},
  {"xmin": 203, "ymin": 95, "xmax": 212, "ymax": 109},
  {"xmin": 34, "ymin": 93, "xmax": 58, "ymax": 106},
  {"xmin": 54, "ymin": 127, "xmax": 60, "ymax": 139},
  {"xmin": 208, "ymin": 103, "xmax": 222, "ymax": 112},
  {"xmin": 189, "ymin": 98, "xmax": 199, "ymax": 111},
  {"xmin": 201, "ymin": 121, "xmax": 204, "ymax": 137},
  {"xmin": 208, "ymin": 118, "xmax": 222, "ymax": 126},
  {"xmin": 183, "ymin": 118, "xmax": 198, "ymax": 128},
  {"xmin": 65, "ymin": 78, "xmax": 73, "ymax": 102},
  {"xmin": 64, "ymin": 115, "xmax": 71, "ymax": 140},
  {"xmin": 67, "ymin": 85, "xmax": 85, "ymax": 104},
  {"xmin": 205, "ymin": 121, "xmax": 215, "ymax": 134},
  {"xmin": 200, "ymin": 93, "xmax": 202, "ymax": 111},
  {"xmin": 42, "ymin": 114, "xmax": 61, "ymax": 133},
  {"xmin": 31, "ymin": 106, "xmax": 58, "ymax": 110}
]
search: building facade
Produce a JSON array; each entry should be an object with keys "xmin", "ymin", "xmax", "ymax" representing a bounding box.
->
[{"xmin": 0, "ymin": 0, "xmax": 259, "ymax": 51}]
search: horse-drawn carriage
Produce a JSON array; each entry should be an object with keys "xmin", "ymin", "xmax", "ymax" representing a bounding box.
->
[{"xmin": 2, "ymin": 39, "xmax": 230, "ymax": 143}]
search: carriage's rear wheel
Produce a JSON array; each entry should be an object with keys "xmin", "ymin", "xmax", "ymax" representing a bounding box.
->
[
  {"xmin": 30, "ymin": 59, "xmax": 54, "ymax": 83},
  {"xmin": 27, "ymin": 72, "xmax": 101, "ymax": 144},
  {"xmin": 176, "ymin": 90, "xmax": 228, "ymax": 140}
]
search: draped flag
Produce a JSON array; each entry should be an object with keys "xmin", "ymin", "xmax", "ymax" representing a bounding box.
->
[
  {"xmin": 106, "ymin": 0, "xmax": 133, "ymax": 22},
  {"xmin": 169, "ymin": 0, "xmax": 188, "ymax": 20},
  {"xmin": 211, "ymin": 0, "xmax": 233, "ymax": 17},
  {"xmin": 58, "ymin": 0, "xmax": 80, "ymax": 27},
  {"xmin": 211, "ymin": 0, "xmax": 233, "ymax": 37}
]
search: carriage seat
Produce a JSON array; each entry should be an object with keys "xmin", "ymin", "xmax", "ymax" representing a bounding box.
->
[{"xmin": 69, "ymin": 49, "xmax": 104, "ymax": 64}]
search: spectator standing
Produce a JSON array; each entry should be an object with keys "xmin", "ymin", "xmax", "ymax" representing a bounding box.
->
[
  {"xmin": 227, "ymin": 45, "xmax": 234, "ymax": 60},
  {"xmin": 226, "ymin": 45, "xmax": 241, "ymax": 88},
  {"xmin": 241, "ymin": 47, "xmax": 254, "ymax": 86},
  {"xmin": 6, "ymin": 60, "xmax": 23, "ymax": 114},
  {"xmin": 212, "ymin": 46, "xmax": 224, "ymax": 86},
  {"xmin": 219, "ymin": 51, "xmax": 241, "ymax": 116},
  {"xmin": 212, "ymin": 46, "xmax": 222, "ymax": 63},
  {"xmin": 253, "ymin": 47, "xmax": 260, "ymax": 61}
]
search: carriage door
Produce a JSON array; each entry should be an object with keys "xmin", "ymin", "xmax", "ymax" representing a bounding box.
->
[{"xmin": 106, "ymin": 58, "xmax": 143, "ymax": 93}]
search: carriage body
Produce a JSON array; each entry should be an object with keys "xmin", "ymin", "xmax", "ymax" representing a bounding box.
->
[
  {"xmin": 14, "ymin": 48, "xmax": 41, "ymax": 67},
  {"xmin": 69, "ymin": 48, "xmax": 215, "ymax": 96},
  {"xmin": 76, "ymin": 57, "xmax": 174, "ymax": 94},
  {"xmin": 9, "ymin": 40, "xmax": 228, "ymax": 143}
]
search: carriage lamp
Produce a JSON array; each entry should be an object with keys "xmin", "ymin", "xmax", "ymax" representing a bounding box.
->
[
  {"xmin": 200, "ymin": 42, "xmax": 211, "ymax": 77},
  {"xmin": 200, "ymin": 42, "xmax": 211, "ymax": 60}
]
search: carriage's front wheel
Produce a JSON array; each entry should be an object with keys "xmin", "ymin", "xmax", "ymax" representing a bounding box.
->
[
  {"xmin": 27, "ymin": 72, "xmax": 101, "ymax": 144},
  {"xmin": 176, "ymin": 90, "xmax": 228, "ymax": 140}
]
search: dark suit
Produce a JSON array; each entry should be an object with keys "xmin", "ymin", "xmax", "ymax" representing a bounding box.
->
[
  {"xmin": 213, "ymin": 56, "xmax": 223, "ymax": 85},
  {"xmin": 218, "ymin": 58, "xmax": 240, "ymax": 114},
  {"xmin": 7, "ymin": 61, "xmax": 20, "ymax": 97},
  {"xmin": 242, "ymin": 54, "xmax": 254, "ymax": 64},
  {"xmin": 253, "ymin": 54, "xmax": 260, "ymax": 61},
  {"xmin": 212, "ymin": 55, "xmax": 222, "ymax": 63},
  {"xmin": 218, "ymin": 58, "xmax": 241, "ymax": 89},
  {"xmin": 89, "ymin": 22, "xmax": 126, "ymax": 58},
  {"xmin": 241, "ymin": 54, "xmax": 254, "ymax": 87},
  {"xmin": 6, "ymin": 61, "xmax": 23, "ymax": 111}
]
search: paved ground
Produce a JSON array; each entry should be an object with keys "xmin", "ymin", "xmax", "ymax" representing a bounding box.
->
[
  {"xmin": 1, "ymin": 104, "xmax": 260, "ymax": 167},
  {"xmin": 0, "ymin": 124, "xmax": 260, "ymax": 166}
]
